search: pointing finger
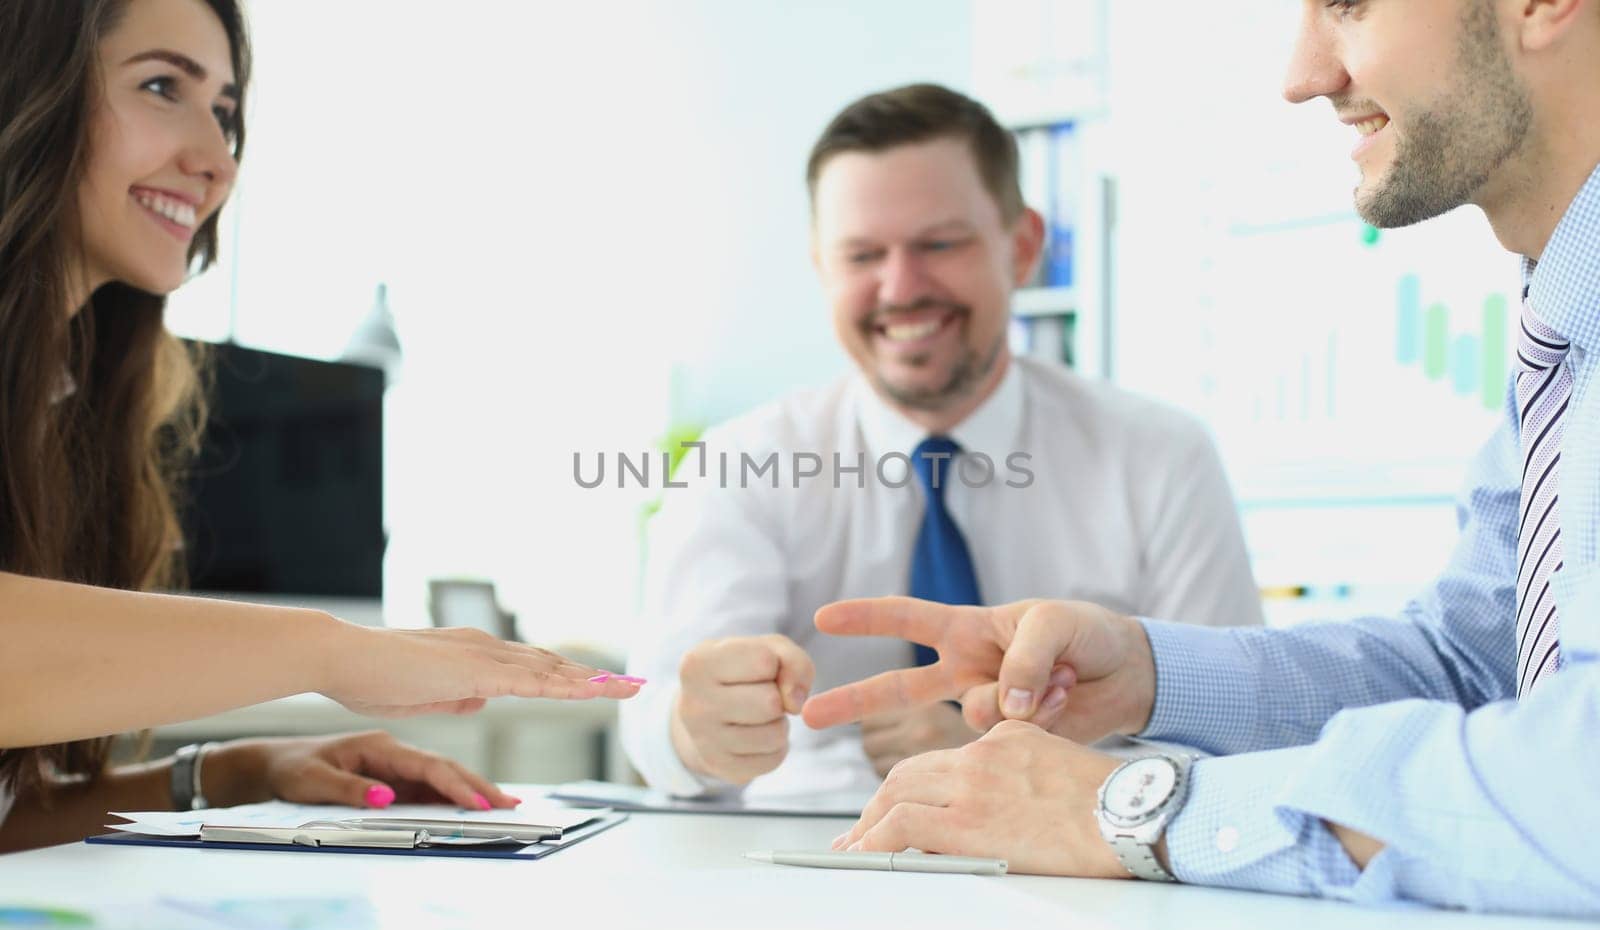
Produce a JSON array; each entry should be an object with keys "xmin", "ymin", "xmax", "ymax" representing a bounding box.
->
[
  {"xmin": 800, "ymin": 664, "xmax": 949, "ymax": 729},
  {"xmin": 814, "ymin": 597, "xmax": 977, "ymax": 648}
]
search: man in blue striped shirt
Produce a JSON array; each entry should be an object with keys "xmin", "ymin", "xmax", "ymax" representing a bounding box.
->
[{"xmin": 800, "ymin": 0, "xmax": 1600, "ymax": 916}]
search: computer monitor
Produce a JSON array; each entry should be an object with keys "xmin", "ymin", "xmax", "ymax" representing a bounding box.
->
[{"xmin": 180, "ymin": 341, "xmax": 385, "ymax": 599}]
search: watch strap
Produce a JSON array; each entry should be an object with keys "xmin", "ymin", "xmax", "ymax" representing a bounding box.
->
[
  {"xmin": 170, "ymin": 742, "xmax": 214, "ymax": 811},
  {"xmin": 1109, "ymin": 831, "xmax": 1178, "ymax": 882},
  {"xmin": 1097, "ymin": 753, "xmax": 1192, "ymax": 882}
]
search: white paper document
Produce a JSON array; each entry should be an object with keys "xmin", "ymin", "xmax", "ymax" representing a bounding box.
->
[{"xmin": 106, "ymin": 799, "xmax": 604, "ymax": 838}]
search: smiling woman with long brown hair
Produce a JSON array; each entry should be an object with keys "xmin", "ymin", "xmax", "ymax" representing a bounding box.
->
[{"xmin": 0, "ymin": 0, "xmax": 641, "ymax": 852}]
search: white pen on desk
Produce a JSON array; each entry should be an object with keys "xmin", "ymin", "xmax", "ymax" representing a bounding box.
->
[{"xmin": 744, "ymin": 850, "xmax": 1007, "ymax": 876}]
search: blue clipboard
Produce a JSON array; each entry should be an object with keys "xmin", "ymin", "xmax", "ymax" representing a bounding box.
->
[{"xmin": 86, "ymin": 810, "xmax": 627, "ymax": 861}]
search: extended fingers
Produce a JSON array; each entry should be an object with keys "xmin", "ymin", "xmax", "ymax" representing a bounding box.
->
[
  {"xmin": 800, "ymin": 664, "xmax": 948, "ymax": 730},
  {"xmin": 498, "ymin": 661, "xmax": 642, "ymax": 701},
  {"xmin": 513, "ymin": 645, "xmax": 629, "ymax": 685},
  {"xmin": 474, "ymin": 639, "xmax": 642, "ymax": 689},
  {"xmin": 427, "ymin": 633, "xmax": 644, "ymax": 703},
  {"xmin": 814, "ymin": 596, "xmax": 982, "ymax": 646}
]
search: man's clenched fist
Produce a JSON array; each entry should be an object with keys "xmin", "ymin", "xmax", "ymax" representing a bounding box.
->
[{"xmin": 670, "ymin": 634, "xmax": 815, "ymax": 784}]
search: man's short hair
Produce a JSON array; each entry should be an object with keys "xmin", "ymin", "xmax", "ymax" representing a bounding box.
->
[{"xmin": 806, "ymin": 83, "xmax": 1024, "ymax": 223}]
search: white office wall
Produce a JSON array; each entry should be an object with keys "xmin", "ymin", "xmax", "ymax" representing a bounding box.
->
[
  {"xmin": 166, "ymin": 1, "xmax": 972, "ymax": 648},
  {"xmin": 647, "ymin": 3, "xmax": 975, "ymax": 426}
]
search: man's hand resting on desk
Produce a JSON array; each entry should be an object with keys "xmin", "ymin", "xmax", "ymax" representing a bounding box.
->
[
  {"xmin": 861, "ymin": 704, "xmax": 977, "ymax": 778},
  {"xmin": 801, "ymin": 597, "xmax": 1156, "ymax": 744},
  {"xmin": 835, "ymin": 720, "xmax": 1128, "ymax": 877},
  {"xmin": 836, "ymin": 719, "xmax": 1389, "ymax": 879},
  {"xmin": 670, "ymin": 634, "xmax": 815, "ymax": 784},
  {"xmin": 806, "ymin": 597, "xmax": 1390, "ymax": 879}
]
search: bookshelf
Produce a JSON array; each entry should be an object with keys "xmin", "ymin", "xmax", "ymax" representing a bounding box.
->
[{"xmin": 978, "ymin": 0, "xmax": 1112, "ymax": 378}]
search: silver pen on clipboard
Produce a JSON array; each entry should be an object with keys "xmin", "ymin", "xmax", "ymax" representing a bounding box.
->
[
  {"xmin": 324, "ymin": 817, "xmax": 564, "ymax": 842},
  {"xmin": 198, "ymin": 818, "xmax": 564, "ymax": 848},
  {"xmin": 199, "ymin": 825, "xmax": 422, "ymax": 848}
]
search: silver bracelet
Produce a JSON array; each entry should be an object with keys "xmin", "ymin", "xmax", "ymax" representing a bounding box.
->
[{"xmin": 169, "ymin": 741, "xmax": 216, "ymax": 810}]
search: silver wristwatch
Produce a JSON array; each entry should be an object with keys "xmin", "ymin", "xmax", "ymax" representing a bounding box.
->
[
  {"xmin": 170, "ymin": 742, "xmax": 214, "ymax": 811},
  {"xmin": 1095, "ymin": 753, "xmax": 1194, "ymax": 882}
]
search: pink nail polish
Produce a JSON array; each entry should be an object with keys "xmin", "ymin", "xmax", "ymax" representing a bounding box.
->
[
  {"xmin": 507, "ymin": 795, "xmax": 524, "ymax": 806},
  {"xmin": 472, "ymin": 792, "xmax": 491, "ymax": 811},
  {"xmin": 616, "ymin": 675, "xmax": 648, "ymax": 685},
  {"xmin": 587, "ymin": 674, "xmax": 613, "ymax": 683},
  {"xmin": 365, "ymin": 784, "xmax": 395, "ymax": 808}
]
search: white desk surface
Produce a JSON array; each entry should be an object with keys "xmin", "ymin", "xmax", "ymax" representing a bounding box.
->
[{"xmin": 0, "ymin": 786, "xmax": 1574, "ymax": 929}]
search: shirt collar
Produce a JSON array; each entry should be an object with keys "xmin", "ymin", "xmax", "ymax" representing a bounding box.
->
[
  {"xmin": 1523, "ymin": 160, "xmax": 1600, "ymax": 350},
  {"xmin": 854, "ymin": 356, "xmax": 1026, "ymax": 465}
]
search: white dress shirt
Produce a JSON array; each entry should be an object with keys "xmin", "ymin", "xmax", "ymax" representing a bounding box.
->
[{"xmin": 621, "ymin": 357, "xmax": 1263, "ymax": 798}]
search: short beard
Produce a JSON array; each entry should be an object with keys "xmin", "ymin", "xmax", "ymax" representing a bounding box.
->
[
  {"xmin": 874, "ymin": 329, "xmax": 1004, "ymax": 412},
  {"xmin": 1356, "ymin": 0, "xmax": 1533, "ymax": 228}
]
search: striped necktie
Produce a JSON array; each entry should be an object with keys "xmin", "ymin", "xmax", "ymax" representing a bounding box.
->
[
  {"xmin": 1514, "ymin": 294, "xmax": 1570, "ymax": 697},
  {"xmin": 908, "ymin": 436, "xmax": 982, "ymax": 667}
]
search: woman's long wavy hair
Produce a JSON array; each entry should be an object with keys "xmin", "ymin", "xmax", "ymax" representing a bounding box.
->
[{"xmin": 0, "ymin": 0, "xmax": 250, "ymax": 798}]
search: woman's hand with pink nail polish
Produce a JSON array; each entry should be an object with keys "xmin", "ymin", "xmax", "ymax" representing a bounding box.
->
[
  {"xmin": 318, "ymin": 625, "xmax": 644, "ymax": 719},
  {"xmin": 206, "ymin": 731, "xmax": 521, "ymax": 811}
]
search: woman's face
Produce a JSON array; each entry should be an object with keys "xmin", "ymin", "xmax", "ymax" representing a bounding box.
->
[{"xmin": 76, "ymin": 0, "xmax": 239, "ymax": 302}]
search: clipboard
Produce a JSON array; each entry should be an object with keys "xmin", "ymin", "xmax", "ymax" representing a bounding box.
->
[{"xmin": 86, "ymin": 810, "xmax": 628, "ymax": 861}]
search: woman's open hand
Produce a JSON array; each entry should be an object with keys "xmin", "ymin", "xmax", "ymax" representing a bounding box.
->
[{"xmin": 319, "ymin": 624, "xmax": 643, "ymax": 718}]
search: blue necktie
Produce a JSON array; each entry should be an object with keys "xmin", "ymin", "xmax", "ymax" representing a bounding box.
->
[{"xmin": 908, "ymin": 436, "xmax": 982, "ymax": 667}]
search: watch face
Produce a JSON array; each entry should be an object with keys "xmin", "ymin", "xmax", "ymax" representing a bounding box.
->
[{"xmin": 1103, "ymin": 757, "xmax": 1178, "ymax": 823}]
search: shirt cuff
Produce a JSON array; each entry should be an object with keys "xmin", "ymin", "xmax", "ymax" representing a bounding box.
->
[
  {"xmin": 1166, "ymin": 749, "xmax": 1402, "ymax": 905},
  {"xmin": 1137, "ymin": 618, "xmax": 1263, "ymax": 753},
  {"xmin": 649, "ymin": 739, "xmax": 729, "ymax": 799}
]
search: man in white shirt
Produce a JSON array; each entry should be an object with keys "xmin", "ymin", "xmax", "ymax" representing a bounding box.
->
[{"xmin": 620, "ymin": 83, "xmax": 1262, "ymax": 799}]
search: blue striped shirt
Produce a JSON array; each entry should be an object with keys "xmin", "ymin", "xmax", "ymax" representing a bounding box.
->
[{"xmin": 1137, "ymin": 161, "xmax": 1600, "ymax": 917}]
